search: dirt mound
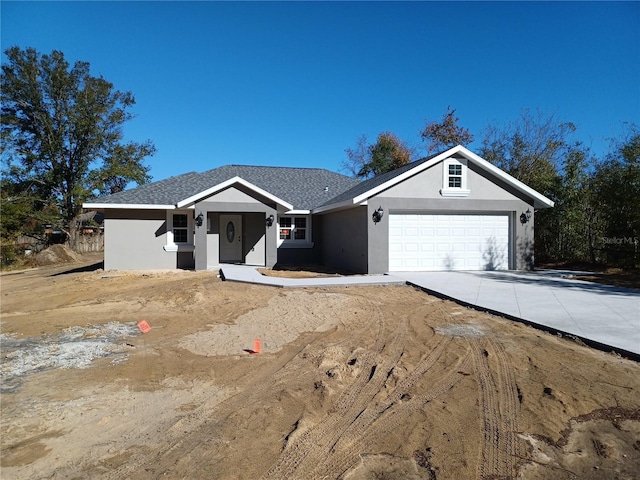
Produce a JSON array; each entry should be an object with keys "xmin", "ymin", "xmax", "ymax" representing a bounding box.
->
[{"xmin": 35, "ymin": 244, "xmax": 81, "ymax": 265}]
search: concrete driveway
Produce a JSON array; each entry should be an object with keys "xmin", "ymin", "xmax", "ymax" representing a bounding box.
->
[{"xmin": 393, "ymin": 270, "xmax": 640, "ymax": 357}]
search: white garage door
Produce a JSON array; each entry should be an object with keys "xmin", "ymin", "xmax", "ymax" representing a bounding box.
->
[{"xmin": 389, "ymin": 214, "xmax": 510, "ymax": 271}]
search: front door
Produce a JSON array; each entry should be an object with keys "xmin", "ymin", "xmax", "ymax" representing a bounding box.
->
[{"xmin": 219, "ymin": 214, "xmax": 243, "ymax": 263}]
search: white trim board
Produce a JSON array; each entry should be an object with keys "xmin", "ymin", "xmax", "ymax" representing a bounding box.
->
[{"xmin": 82, "ymin": 203, "xmax": 176, "ymax": 210}]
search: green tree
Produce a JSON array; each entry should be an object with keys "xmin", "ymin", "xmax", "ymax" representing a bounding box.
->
[
  {"xmin": 591, "ymin": 127, "xmax": 640, "ymax": 267},
  {"xmin": 543, "ymin": 146, "xmax": 596, "ymax": 263},
  {"xmin": 343, "ymin": 131, "xmax": 412, "ymax": 179},
  {"xmin": 479, "ymin": 110, "xmax": 586, "ymax": 264},
  {"xmin": 420, "ymin": 106, "xmax": 474, "ymax": 154},
  {"xmin": 1, "ymin": 46, "xmax": 155, "ymax": 246}
]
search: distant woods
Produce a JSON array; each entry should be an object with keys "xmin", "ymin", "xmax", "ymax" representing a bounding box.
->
[{"xmin": 343, "ymin": 108, "xmax": 639, "ymax": 268}]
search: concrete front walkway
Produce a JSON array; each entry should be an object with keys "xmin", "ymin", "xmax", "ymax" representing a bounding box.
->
[
  {"xmin": 219, "ymin": 264, "xmax": 405, "ymax": 288},
  {"xmin": 394, "ymin": 270, "xmax": 640, "ymax": 357}
]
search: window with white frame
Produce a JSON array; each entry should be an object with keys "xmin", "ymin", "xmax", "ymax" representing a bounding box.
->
[
  {"xmin": 448, "ymin": 163, "xmax": 463, "ymax": 188},
  {"xmin": 172, "ymin": 213, "xmax": 188, "ymax": 243},
  {"xmin": 164, "ymin": 210, "xmax": 194, "ymax": 251},
  {"xmin": 278, "ymin": 215, "xmax": 310, "ymax": 245},
  {"xmin": 294, "ymin": 217, "xmax": 306, "ymax": 240},
  {"xmin": 279, "ymin": 217, "xmax": 292, "ymax": 240},
  {"xmin": 441, "ymin": 158, "xmax": 470, "ymax": 197}
]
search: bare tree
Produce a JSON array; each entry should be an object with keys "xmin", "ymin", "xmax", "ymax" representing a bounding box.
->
[{"xmin": 420, "ymin": 106, "xmax": 474, "ymax": 153}]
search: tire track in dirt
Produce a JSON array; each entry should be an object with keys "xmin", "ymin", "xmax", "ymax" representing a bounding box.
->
[
  {"xmin": 260, "ymin": 298, "xmax": 398, "ymax": 479},
  {"xmin": 110, "ymin": 358, "xmax": 309, "ymax": 479},
  {"xmin": 471, "ymin": 337, "xmax": 521, "ymax": 479},
  {"xmin": 200, "ymin": 294, "xmax": 386, "ymax": 475},
  {"xmin": 108, "ymin": 292, "xmax": 383, "ymax": 479},
  {"xmin": 316, "ymin": 347, "xmax": 473, "ymax": 479},
  {"xmin": 261, "ymin": 297, "xmax": 451, "ymax": 479}
]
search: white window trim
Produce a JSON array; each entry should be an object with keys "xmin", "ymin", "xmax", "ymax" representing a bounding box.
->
[
  {"xmin": 277, "ymin": 214, "xmax": 313, "ymax": 248},
  {"xmin": 164, "ymin": 210, "xmax": 195, "ymax": 252},
  {"xmin": 441, "ymin": 157, "xmax": 470, "ymax": 197}
]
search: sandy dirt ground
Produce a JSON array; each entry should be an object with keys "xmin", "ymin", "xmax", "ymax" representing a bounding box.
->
[{"xmin": 1, "ymin": 255, "xmax": 639, "ymax": 479}]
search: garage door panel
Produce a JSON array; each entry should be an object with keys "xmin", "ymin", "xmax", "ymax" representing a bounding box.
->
[
  {"xmin": 404, "ymin": 243, "xmax": 419, "ymax": 253},
  {"xmin": 389, "ymin": 214, "xmax": 510, "ymax": 272},
  {"xmin": 389, "ymin": 243, "xmax": 402, "ymax": 253},
  {"xmin": 451, "ymin": 242, "xmax": 466, "ymax": 252}
]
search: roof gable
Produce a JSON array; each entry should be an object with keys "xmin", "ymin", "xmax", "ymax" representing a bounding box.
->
[
  {"xmin": 316, "ymin": 145, "xmax": 554, "ymax": 212},
  {"xmin": 176, "ymin": 176, "xmax": 294, "ymax": 210}
]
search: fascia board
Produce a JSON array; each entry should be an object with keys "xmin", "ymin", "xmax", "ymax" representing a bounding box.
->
[
  {"xmin": 176, "ymin": 176, "xmax": 294, "ymax": 210},
  {"xmin": 457, "ymin": 147, "xmax": 555, "ymax": 208},
  {"xmin": 312, "ymin": 198, "xmax": 359, "ymax": 214},
  {"xmin": 82, "ymin": 203, "xmax": 175, "ymax": 210},
  {"xmin": 284, "ymin": 210, "xmax": 311, "ymax": 215}
]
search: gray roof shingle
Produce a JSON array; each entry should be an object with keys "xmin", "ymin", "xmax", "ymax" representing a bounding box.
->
[
  {"xmin": 320, "ymin": 153, "xmax": 440, "ymax": 207},
  {"xmin": 91, "ymin": 165, "xmax": 360, "ymax": 211}
]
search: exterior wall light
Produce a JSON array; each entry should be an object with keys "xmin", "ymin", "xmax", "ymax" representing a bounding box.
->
[
  {"xmin": 266, "ymin": 214, "xmax": 275, "ymax": 227},
  {"xmin": 520, "ymin": 208, "xmax": 532, "ymax": 224},
  {"xmin": 195, "ymin": 212, "xmax": 204, "ymax": 227},
  {"xmin": 372, "ymin": 207, "xmax": 384, "ymax": 224}
]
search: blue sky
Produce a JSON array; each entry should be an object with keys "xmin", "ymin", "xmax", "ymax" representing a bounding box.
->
[{"xmin": 2, "ymin": 1, "xmax": 639, "ymax": 183}]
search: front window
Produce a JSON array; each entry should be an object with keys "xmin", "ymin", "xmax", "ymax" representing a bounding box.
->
[
  {"xmin": 278, "ymin": 215, "xmax": 309, "ymax": 244},
  {"xmin": 173, "ymin": 214, "xmax": 188, "ymax": 243},
  {"xmin": 294, "ymin": 217, "xmax": 306, "ymax": 240},
  {"xmin": 164, "ymin": 210, "xmax": 195, "ymax": 253},
  {"xmin": 280, "ymin": 217, "xmax": 292, "ymax": 240}
]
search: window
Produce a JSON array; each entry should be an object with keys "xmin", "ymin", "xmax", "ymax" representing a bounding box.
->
[
  {"xmin": 294, "ymin": 217, "xmax": 306, "ymax": 240},
  {"xmin": 441, "ymin": 158, "xmax": 470, "ymax": 197},
  {"xmin": 278, "ymin": 215, "xmax": 310, "ymax": 246},
  {"xmin": 173, "ymin": 214, "xmax": 188, "ymax": 243},
  {"xmin": 164, "ymin": 210, "xmax": 194, "ymax": 252},
  {"xmin": 448, "ymin": 164, "xmax": 462, "ymax": 188},
  {"xmin": 279, "ymin": 217, "xmax": 292, "ymax": 240}
]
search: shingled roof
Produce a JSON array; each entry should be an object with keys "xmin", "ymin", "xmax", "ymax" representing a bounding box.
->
[
  {"xmin": 84, "ymin": 145, "xmax": 555, "ymax": 214},
  {"xmin": 88, "ymin": 165, "xmax": 360, "ymax": 211},
  {"xmin": 318, "ymin": 154, "xmax": 439, "ymax": 207}
]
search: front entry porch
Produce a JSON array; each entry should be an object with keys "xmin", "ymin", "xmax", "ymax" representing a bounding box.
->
[{"xmin": 193, "ymin": 208, "xmax": 278, "ymax": 271}]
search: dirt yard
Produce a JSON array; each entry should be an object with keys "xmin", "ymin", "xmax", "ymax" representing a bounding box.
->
[{"xmin": 1, "ymin": 254, "xmax": 639, "ymax": 479}]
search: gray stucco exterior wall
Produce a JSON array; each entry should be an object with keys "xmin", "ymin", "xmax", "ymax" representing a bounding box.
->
[
  {"xmin": 320, "ymin": 207, "xmax": 368, "ymax": 273},
  {"xmin": 103, "ymin": 209, "xmax": 177, "ymax": 270},
  {"xmin": 276, "ymin": 216, "xmax": 323, "ymax": 266}
]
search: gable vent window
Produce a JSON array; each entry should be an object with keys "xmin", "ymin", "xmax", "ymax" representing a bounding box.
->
[
  {"xmin": 441, "ymin": 158, "xmax": 470, "ymax": 197},
  {"xmin": 448, "ymin": 164, "xmax": 462, "ymax": 188}
]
